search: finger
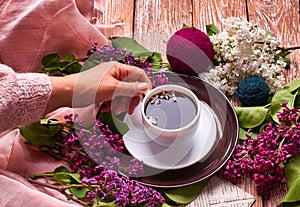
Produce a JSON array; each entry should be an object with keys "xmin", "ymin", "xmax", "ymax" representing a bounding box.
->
[
  {"xmin": 112, "ymin": 63, "xmax": 152, "ymax": 88},
  {"xmin": 115, "ymin": 81, "xmax": 150, "ymax": 97}
]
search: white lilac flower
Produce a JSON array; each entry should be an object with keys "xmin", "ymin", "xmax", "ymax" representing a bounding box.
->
[{"xmin": 200, "ymin": 17, "xmax": 286, "ymax": 95}]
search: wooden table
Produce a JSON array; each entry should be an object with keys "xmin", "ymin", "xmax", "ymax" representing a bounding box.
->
[{"xmin": 94, "ymin": 1, "xmax": 300, "ymax": 206}]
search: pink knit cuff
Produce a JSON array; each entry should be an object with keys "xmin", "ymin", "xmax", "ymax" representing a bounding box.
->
[{"xmin": 0, "ymin": 66, "xmax": 52, "ymax": 131}]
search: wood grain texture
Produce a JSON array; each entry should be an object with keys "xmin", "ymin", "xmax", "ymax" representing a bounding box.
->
[
  {"xmin": 234, "ymin": 177, "xmax": 263, "ymax": 207},
  {"xmin": 193, "ymin": 2, "xmax": 263, "ymax": 206},
  {"xmin": 94, "ymin": 1, "xmax": 300, "ymax": 206},
  {"xmin": 192, "ymin": 0, "xmax": 248, "ymax": 31},
  {"xmin": 95, "ymin": 0, "xmax": 135, "ymax": 39},
  {"xmin": 244, "ymin": 1, "xmax": 300, "ymax": 206},
  {"xmin": 247, "ymin": 0, "xmax": 300, "ymax": 83},
  {"xmin": 133, "ymin": 0, "xmax": 193, "ymax": 54}
]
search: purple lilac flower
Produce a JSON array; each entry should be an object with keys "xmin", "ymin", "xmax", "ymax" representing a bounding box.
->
[
  {"xmin": 50, "ymin": 44, "xmax": 168, "ymax": 206},
  {"xmin": 277, "ymin": 101, "xmax": 299, "ymax": 125},
  {"xmin": 53, "ymin": 115, "xmax": 164, "ymax": 206},
  {"xmin": 61, "ymin": 117, "xmax": 142, "ymax": 175},
  {"xmin": 219, "ymin": 103, "xmax": 300, "ymax": 196},
  {"xmin": 128, "ymin": 159, "xmax": 144, "ymax": 177},
  {"xmin": 81, "ymin": 168, "xmax": 165, "ymax": 207},
  {"xmin": 90, "ymin": 44, "xmax": 129, "ymax": 63},
  {"xmin": 89, "ymin": 44, "xmax": 169, "ymax": 87},
  {"xmin": 87, "ymin": 42, "xmax": 99, "ymax": 56}
]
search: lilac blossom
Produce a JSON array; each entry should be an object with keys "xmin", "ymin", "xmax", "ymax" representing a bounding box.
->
[
  {"xmin": 50, "ymin": 115, "xmax": 164, "ymax": 206},
  {"xmin": 81, "ymin": 168, "xmax": 164, "ymax": 207},
  {"xmin": 219, "ymin": 103, "xmax": 300, "ymax": 196},
  {"xmin": 48, "ymin": 44, "xmax": 167, "ymax": 206},
  {"xmin": 89, "ymin": 44, "xmax": 169, "ymax": 87}
]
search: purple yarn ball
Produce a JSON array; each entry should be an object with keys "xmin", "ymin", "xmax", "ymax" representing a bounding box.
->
[{"xmin": 166, "ymin": 27, "xmax": 214, "ymax": 76}]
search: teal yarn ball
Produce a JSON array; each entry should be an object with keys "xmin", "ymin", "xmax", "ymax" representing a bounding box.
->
[{"xmin": 236, "ymin": 75, "xmax": 270, "ymax": 106}]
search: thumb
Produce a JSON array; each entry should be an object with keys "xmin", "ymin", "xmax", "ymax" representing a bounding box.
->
[{"xmin": 116, "ymin": 81, "xmax": 150, "ymax": 97}]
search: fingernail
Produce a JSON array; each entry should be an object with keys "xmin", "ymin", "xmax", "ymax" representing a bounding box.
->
[{"xmin": 138, "ymin": 82, "xmax": 149, "ymax": 92}]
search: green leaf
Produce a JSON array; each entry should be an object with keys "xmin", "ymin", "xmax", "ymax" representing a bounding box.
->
[
  {"xmin": 110, "ymin": 36, "xmax": 164, "ymax": 69},
  {"xmin": 54, "ymin": 166, "xmax": 71, "ymax": 173},
  {"xmin": 182, "ymin": 23, "xmax": 194, "ymax": 28},
  {"xmin": 58, "ymin": 61, "xmax": 70, "ymax": 68},
  {"xmin": 164, "ymin": 178, "xmax": 210, "ymax": 204},
  {"xmin": 41, "ymin": 53, "xmax": 59, "ymax": 67},
  {"xmin": 265, "ymin": 31, "xmax": 274, "ymax": 37},
  {"xmin": 53, "ymin": 167, "xmax": 81, "ymax": 184},
  {"xmin": 68, "ymin": 173, "xmax": 81, "ymax": 183},
  {"xmin": 281, "ymin": 177, "xmax": 300, "ymax": 204},
  {"xmin": 97, "ymin": 112, "xmax": 129, "ymax": 136},
  {"xmin": 271, "ymin": 91, "xmax": 297, "ymax": 124},
  {"xmin": 280, "ymin": 155, "xmax": 300, "ymax": 204},
  {"xmin": 284, "ymin": 154, "xmax": 300, "ymax": 189},
  {"xmin": 238, "ymin": 127, "xmax": 248, "ymax": 140},
  {"xmin": 53, "ymin": 173, "xmax": 71, "ymax": 184},
  {"xmin": 111, "ymin": 37, "xmax": 149, "ymax": 56},
  {"xmin": 43, "ymin": 66, "xmax": 61, "ymax": 72},
  {"xmin": 70, "ymin": 187, "xmax": 90, "ymax": 199},
  {"xmin": 95, "ymin": 201, "xmax": 119, "ymax": 207},
  {"xmin": 234, "ymin": 106, "xmax": 268, "ymax": 129},
  {"xmin": 258, "ymin": 115, "xmax": 274, "ymax": 132},
  {"xmin": 249, "ymin": 131, "xmax": 259, "ymax": 139},
  {"xmin": 129, "ymin": 51, "xmax": 163, "ymax": 70},
  {"xmin": 145, "ymin": 52, "xmax": 162, "ymax": 70},
  {"xmin": 239, "ymin": 127, "xmax": 259, "ymax": 140},
  {"xmin": 270, "ymin": 81, "xmax": 300, "ymax": 123},
  {"xmin": 39, "ymin": 118, "xmax": 60, "ymax": 125},
  {"xmin": 284, "ymin": 56, "xmax": 291, "ymax": 69},
  {"xmin": 286, "ymin": 80, "xmax": 300, "ymax": 93},
  {"xmin": 19, "ymin": 122, "xmax": 59, "ymax": 147},
  {"xmin": 206, "ymin": 24, "xmax": 220, "ymax": 36},
  {"xmin": 82, "ymin": 61, "xmax": 99, "ymax": 71},
  {"xmin": 64, "ymin": 62, "xmax": 82, "ymax": 74},
  {"xmin": 283, "ymin": 201, "xmax": 300, "ymax": 207},
  {"xmin": 62, "ymin": 54, "xmax": 76, "ymax": 62},
  {"xmin": 294, "ymin": 93, "xmax": 300, "ymax": 109},
  {"xmin": 161, "ymin": 203, "xmax": 172, "ymax": 207},
  {"xmin": 130, "ymin": 51, "xmax": 154, "ymax": 58}
]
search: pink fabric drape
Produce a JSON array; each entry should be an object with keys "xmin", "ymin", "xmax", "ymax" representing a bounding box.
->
[
  {"xmin": 0, "ymin": 0, "xmax": 108, "ymax": 73},
  {"xmin": 0, "ymin": 0, "xmax": 108, "ymax": 206}
]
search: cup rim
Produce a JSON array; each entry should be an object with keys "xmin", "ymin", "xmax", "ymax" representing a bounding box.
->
[{"xmin": 141, "ymin": 84, "xmax": 200, "ymax": 133}]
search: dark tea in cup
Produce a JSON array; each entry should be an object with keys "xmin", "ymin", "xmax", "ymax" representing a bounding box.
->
[
  {"xmin": 144, "ymin": 91, "xmax": 197, "ymax": 130},
  {"xmin": 141, "ymin": 84, "xmax": 201, "ymax": 147}
]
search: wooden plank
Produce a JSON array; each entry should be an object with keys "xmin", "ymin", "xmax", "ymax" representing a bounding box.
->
[
  {"xmin": 193, "ymin": 1, "xmax": 264, "ymax": 207},
  {"xmin": 93, "ymin": 1, "xmax": 299, "ymax": 207},
  {"xmin": 192, "ymin": 0, "xmax": 249, "ymax": 104},
  {"xmin": 247, "ymin": 0, "xmax": 300, "ymax": 83},
  {"xmin": 192, "ymin": 0, "xmax": 248, "ymax": 32},
  {"xmin": 247, "ymin": 0, "xmax": 300, "ymax": 206},
  {"xmin": 94, "ymin": 0, "xmax": 135, "ymax": 39},
  {"xmin": 133, "ymin": 0, "xmax": 193, "ymax": 54},
  {"xmin": 234, "ymin": 177, "xmax": 264, "ymax": 207}
]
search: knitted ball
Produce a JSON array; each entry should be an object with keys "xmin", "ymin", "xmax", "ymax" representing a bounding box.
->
[
  {"xmin": 236, "ymin": 75, "xmax": 270, "ymax": 106},
  {"xmin": 166, "ymin": 27, "xmax": 214, "ymax": 76}
]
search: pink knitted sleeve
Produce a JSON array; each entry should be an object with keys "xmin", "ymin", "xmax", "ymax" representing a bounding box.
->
[{"xmin": 0, "ymin": 64, "xmax": 52, "ymax": 132}]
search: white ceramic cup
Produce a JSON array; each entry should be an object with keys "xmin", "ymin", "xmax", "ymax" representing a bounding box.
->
[{"xmin": 141, "ymin": 84, "xmax": 201, "ymax": 147}]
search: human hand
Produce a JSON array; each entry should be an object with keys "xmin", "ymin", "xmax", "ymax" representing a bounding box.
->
[{"xmin": 46, "ymin": 61, "xmax": 152, "ymax": 115}]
